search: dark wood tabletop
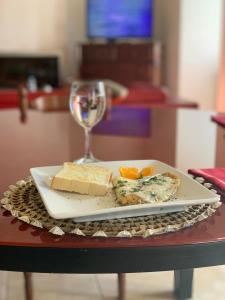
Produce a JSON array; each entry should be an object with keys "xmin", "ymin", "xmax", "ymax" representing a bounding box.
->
[
  {"xmin": 1, "ymin": 182, "xmax": 225, "ymax": 300},
  {"xmin": 0, "ymin": 191, "xmax": 225, "ymax": 274}
]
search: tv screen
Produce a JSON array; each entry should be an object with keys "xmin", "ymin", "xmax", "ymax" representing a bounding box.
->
[{"xmin": 87, "ymin": 0, "xmax": 153, "ymax": 39}]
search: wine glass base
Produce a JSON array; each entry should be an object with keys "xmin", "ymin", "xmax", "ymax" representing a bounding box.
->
[{"xmin": 74, "ymin": 156, "xmax": 100, "ymax": 164}]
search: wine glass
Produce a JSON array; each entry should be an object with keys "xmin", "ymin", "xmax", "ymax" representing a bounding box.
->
[{"xmin": 69, "ymin": 80, "xmax": 106, "ymax": 164}]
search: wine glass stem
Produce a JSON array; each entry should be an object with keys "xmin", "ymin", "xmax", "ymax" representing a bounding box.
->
[{"xmin": 84, "ymin": 127, "xmax": 92, "ymax": 158}]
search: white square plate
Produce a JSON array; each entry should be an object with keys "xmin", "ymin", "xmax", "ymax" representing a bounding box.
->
[{"xmin": 30, "ymin": 160, "xmax": 220, "ymax": 222}]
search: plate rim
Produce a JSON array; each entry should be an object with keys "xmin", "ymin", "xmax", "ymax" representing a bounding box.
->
[{"xmin": 30, "ymin": 160, "xmax": 220, "ymax": 220}]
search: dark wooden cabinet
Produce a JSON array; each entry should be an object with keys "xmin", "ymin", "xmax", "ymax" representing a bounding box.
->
[{"xmin": 80, "ymin": 42, "xmax": 161, "ymax": 86}]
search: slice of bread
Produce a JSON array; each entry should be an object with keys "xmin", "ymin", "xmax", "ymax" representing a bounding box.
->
[{"xmin": 51, "ymin": 162, "xmax": 112, "ymax": 196}]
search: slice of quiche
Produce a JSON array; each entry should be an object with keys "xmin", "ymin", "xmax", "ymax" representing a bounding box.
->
[{"xmin": 113, "ymin": 172, "xmax": 180, "ymax": 206}]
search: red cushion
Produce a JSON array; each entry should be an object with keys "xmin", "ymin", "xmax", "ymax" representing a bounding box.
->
[
  {"xmin": 211, "ymin": 114, "xmax": 225, "ymax": 128},
  {"xmin": 189, "ymin": 168, "xmax": 225, "ymax": 192}
]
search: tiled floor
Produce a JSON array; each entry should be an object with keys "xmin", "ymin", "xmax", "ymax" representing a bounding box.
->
[{"xmin": 1, "ymin": 266, "xmax": 225, "ymax": 299}]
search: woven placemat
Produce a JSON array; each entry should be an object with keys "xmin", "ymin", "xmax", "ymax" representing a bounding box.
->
[{"xmin": 1, "ymin": 177, "xmax": 221, "ymax": 238}]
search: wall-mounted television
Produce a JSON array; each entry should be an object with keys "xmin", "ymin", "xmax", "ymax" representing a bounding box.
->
[{"xmin": 87, "ymin": 0, "xmax": 153, "ymax": 40}]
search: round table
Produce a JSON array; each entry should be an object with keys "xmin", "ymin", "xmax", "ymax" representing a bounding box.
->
[{"xmin": 0, "ymin": 189, "xmax": 225, "ymax": 300}]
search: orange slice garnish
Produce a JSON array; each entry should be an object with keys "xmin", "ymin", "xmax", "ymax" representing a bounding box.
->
[
  {"xmin": 119, "ymin": 166, "xmax": 155, "ymax": 180},
  {"xmin": 119, "ymin": 167, "xmax": 139, "ymax": 180},
  {"xmin": 139, "ymin": 166, "xmax": 155, "ymax": 178}
]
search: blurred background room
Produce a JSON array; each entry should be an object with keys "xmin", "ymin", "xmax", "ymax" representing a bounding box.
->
[{"xmin": 0, "ymin": 0, "xmax": 225, "ymax": 299}]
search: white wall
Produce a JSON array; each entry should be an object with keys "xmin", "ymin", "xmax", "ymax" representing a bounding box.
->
[
  {"xmin": 0, "ymin": 0, "xmax": 67, "ymax": 51},
  {"xmin": 178, "ymin": 0, "xmax": 223, "ymax": 110},
  {"xmin": 64, "ymin": 0, "xmax": 86, "ymax": 79},
  {"xmin": 155, "ymin": 0, "xmax": 223, "ymax": 110},
  {"xmin": 155, "ymin": 0, "xmax": 222, "ymax": 169},
  {"xmin": 176, "ymin": 109, "xmax": 217, "ymax": 171},
  {"xmin": 0, "ymin": 0, "xmax": 222, "ymax": 171},
  {"xmin": 217, "ymin": 2, "xmax": 225, "ymax": 112},
  {"xmin": 0, "ymin": 0, "xmax": 223, "ymax": 106},
  {"xmin": 175, "ymin": 0, "xmax": 223, "ymax": 170},
  {"xmin": 0, "ymin": 0, "xmax": 86, "ymax": 82},
  {"xmin": 154, "ymin": 0, "xmax": 180, "ymax": 96}
]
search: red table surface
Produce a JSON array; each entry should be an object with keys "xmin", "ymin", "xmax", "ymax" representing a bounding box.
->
[
  {"xmin": 0, "ymin": 198, "xmax": 224, "ymax": 249},
  {"xmin": 0, "ymin": 88, "xmax": 69, "ymax": 109},
  {"xmin": 0, "ymin": 88, "xmax": 198, "ymax": 110}
]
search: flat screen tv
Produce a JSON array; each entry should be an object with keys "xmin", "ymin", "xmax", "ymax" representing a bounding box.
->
[{"xmin": 87, "ymin": 0, "xmax": 153, "ymax": 40}]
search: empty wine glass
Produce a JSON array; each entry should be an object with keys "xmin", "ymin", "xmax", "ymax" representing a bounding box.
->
[{"xmin": 69, "ymin": 80, "xmax": 106, "ymax": 164}]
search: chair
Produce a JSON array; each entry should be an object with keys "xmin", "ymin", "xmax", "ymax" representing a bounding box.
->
[{"xmin": 18, "ymin": 85, "xmax": 126, "ymax": 300}]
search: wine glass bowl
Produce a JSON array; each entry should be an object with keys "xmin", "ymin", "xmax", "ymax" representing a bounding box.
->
[{"xmin": 69, "ymin": 81, "xmax": 106, "ymax": 164}]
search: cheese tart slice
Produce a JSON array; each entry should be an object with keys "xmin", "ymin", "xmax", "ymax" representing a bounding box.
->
[
  {"xmin": 113, "ymin": 172, "xmax": 180, "ymax": 206},
  {"xmin": 51, "ymin": 162, "xmax": 113, "ymax": 196}
]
